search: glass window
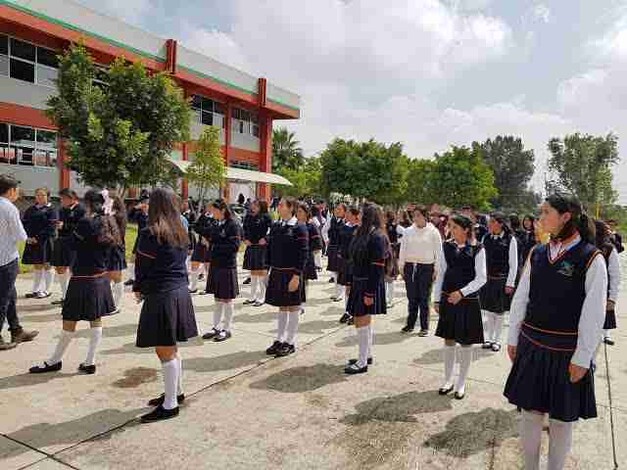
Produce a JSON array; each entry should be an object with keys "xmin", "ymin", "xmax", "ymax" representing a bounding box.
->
[
  {"xmin": 12, "ymin": 125, "xmax": 35, "ymax": 147},
  {"xmin": 36, "ymin": 47, "xmax": 58, "ymax": 68},
  {"xmin": 36, "ymin": 65, "xmax": 57, "ymax": 87},
  {"xmin": 202, "ymin": 98, "xmax": 213, "ymax": 112},
  {"xmin": 10, "ymin": 58, "xmax": 35, "ymax": 82},
  {"xmin": 0, "ymin": 123, "xmax": 8, "ymax": 143},
  {"xmin": 0, "ymin": 35, "xmax": 7, "ymax": 55},
  {"xmin": 201, "ymin": 111, "xmax": 213, "ymax": 126},
  {"xmin": 15, "ymin": 146, "xmax": 33, "ymax": 165},
  {"xmin": 191, "ymin": 95, "xmax": 202, "ymax": 110},
  {"xmin": 215, "ymin": 102, "xmax": 225, "ymax": 115},
  {"xmin": 0, "ymin": 55, "xmax": 8, "ymax": 77},
  {"xmin": 10, "ymin": 38, "xmax": 35, "ymax": 62},
  {"xmin": 36, "ymin": 129, "xmax": 57, "ymax": 149}
]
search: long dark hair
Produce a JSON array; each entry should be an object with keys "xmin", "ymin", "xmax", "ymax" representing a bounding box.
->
[
  {"xmin": 450, "ymin": 213, "xmax": 474, "ymax": 239},
  {"xmin": 594, "ymin": 219, "xmax": 614, "ymax": 257},
  {"xmin": 545, "ymin": 194, "xmax": 595, "ymax": 244},
  {"xmin": 522, "ymin": 214, "xmax": 535, "ymax": 231},
  {"xmin": 83, "ymin": 190, "xmax": 121, "ymax": 246},
  {"xmin": 298, "ymin": 202, "xmax": 311, "ymax": 219},
  {"xmin": 509, "ymin": 213, "xmax": 521, "ymax": 231},
  {"xmin": 212, "ymin": 199, "xmax": 232, "ymax": 220},
  {"xmin": 256, "ymin": 199, "xmax": 269, "ymax": 215},
  {"xmin": 350, "ymin": 203, "xmax": 385, "ymax": 265},
  {"xmin": 148, "ymin": 188, "xmax": 189, "ymax": 248},
  {"xmin": 111, "ymin": 195, "xmax": 127, "ymax": 238},
  {"xmin": 282, "ymin": 197, "xmax": 298, "ymax": 216},
  {"xmin": 490, "ymin": 211, "xmax": 512, "ymax": 236}
]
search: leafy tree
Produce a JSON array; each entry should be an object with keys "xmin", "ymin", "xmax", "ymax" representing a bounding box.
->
[
  {"xmin": 47, "ymin": 44, "xmax": 190, "ymax": 192},
  {"xmin": 472, "ymin": 136, "xmax": 535, "ymax": 210},
  {"xmin": 404, "ymin": 158, "xmax": 437, "ymax": 205},
  {"xmin": 186, "ymin": 127, "xmax": 226, "ymax": 205},
  {"xmin": 429, "ymin": 146, "xmax": 497, "ymax": 211},
  {"xmin": 272, "ymin": 127, "xmax": 304, "ymax": 172},
  {"xmin": 546, "ymin": 133, "xmax": 619, "ymax": 210},
  {"xmin": 319, "ymin": 138, "xmax": 360, "ymax": 197}
]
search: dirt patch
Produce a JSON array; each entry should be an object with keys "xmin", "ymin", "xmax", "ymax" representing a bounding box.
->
[{"xmin": 111, "ymin": 367, "xmax": 158, "ymax": 388}]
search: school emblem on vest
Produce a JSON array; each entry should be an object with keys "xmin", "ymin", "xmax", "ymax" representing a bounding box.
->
[{"xmin": 557, "ymin": 261, "xmax": 574, "ymax": 278}]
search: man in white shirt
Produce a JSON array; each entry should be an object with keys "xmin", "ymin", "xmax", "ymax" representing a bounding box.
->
[
  {"xmin": 0, "ymin": 175, "xmax": 38, "ymax": 350},
  {"xmin": 398, "ymin": 205, "xmax": 443, "ymax": 336}
]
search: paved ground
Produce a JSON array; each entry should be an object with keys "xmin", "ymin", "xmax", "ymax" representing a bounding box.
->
[{"xmin": 1, "ymin": 255, "xmax": 626, "ymax": 470}]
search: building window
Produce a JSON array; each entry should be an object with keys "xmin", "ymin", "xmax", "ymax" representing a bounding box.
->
[
  {"xmin": 232, "ymin": 108, "xmax": 259, "ymax": 137},
  {"xmin": 191, "ymin": 95, "xmax": 225, "ymax": 129},
  {"xmin": 230, "ymin": 160, "xmax": 259, "ymax": 171},
  {"xmin": 0, "ymin": 34, "xmax": 59, "ymax": 87},
  {"xmin": 0, "ymin": 122, "xmax": 57, "ymax": 167}
]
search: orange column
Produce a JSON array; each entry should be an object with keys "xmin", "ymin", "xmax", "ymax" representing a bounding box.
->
[
  {"xmin": 181, "ymin": 142, "xmax": 189, "ymax": 199},
  {"xmin": 258, "ymin": 109, "xmax": 273, "ymax": 201},
  {"xmin": 58, "ymin": 139, "xmax": 70, "ymax": 190},
  {"xmin": 223, "ymin": 103, "xmax": 232, "ymax": 202}
]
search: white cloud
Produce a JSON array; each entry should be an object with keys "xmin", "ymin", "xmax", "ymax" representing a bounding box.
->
[
  {"xmin": 78, "ymin": 0, "xmax": 151, "ymax": 25},
  {"xmin": 532, "ymin": 4, "xmax": 550, "ymax": 24}
]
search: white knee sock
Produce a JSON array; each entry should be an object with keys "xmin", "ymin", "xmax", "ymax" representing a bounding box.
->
[
  {"xmin": 367, "ymin": 324, "xmax": 373, "ymax": 359},
  {"xmin": 127, "ymin": 263, "xmax": 135, "ymax": 281},
  {"xmin": 177, "ymin": 354, "xmax": 183, "ymax": 395},
  {"xmin": 189, "ymin": 268, "xmax": 199, "ymax": 291},
  {"xmin": 58, "ymin": 271, "xmax": 70, "ymax": 299},
  {"xmin": 223, "ymin": 302, "xmax": 234, "ymax": 332},
  {"xmin": 387, "ymin": 281, "xmax": 394, "ymax": 303},
  {"xmin": 285, "ymin": 310, "xmax": 300, "ymax": 345},
  {"xmin": 84, "ymin": 326, "xmax": 102, "ymax": 366},
  {"xmin": 548, "ymin": 419, "xmax": 573, "ymax": 470},
  {"xmin": 455, "ymin": 346, "xmax": 473, "ymax": 394},
  {"xmin": 443, "ymin": 344, "xmax": 456, "ymax": 388},
  {"xmin": 113, "ymin": 282, "xmax": 124, "ymax": 309},
  {"xmin": 161, "ymin": 359, "xmax": 180, "ymax": 410},
  {"xmin": 314, "ymin": 251, "xmax": 322, "ymax": 269},
  {"xmin": 493, "ymin": 314, "xmax": 504, "ymax": 344},
  {"xmin": 32, "ymin": 269, "xmax": 43, "ymax": 293},
  {"xmin": 49, "ymin": 329, "xmax": 74, "ymax": 365},
  {"xmin": 483, "ymin": 311, "xmax": 494, "ymax": 342},
  {"xmin": 521, "ymin": 410, "xmax": 543, "ymax": 470},
  {"xmin": 276, "ymin": 312, "xmax": 288, "ymax": 342},
  {"xmin": 604, "ymin": 329, "xmax": 611, "ymax": 339},
  {"xmin": 258, "ymin": 276, "xmax": 267, "ymax": 303},
  {"xmin": 356, "ymin": 326, "xmax": 370, "ymax": 368},
  {"xmin": 335, "ymin": 280, "xmax": 344, "ymax": 299},
  {"xmin": 213, "ymin": 303, "xmax": 224, "ymax": 330},
  {"xmin": 250, "ymin": 276, "xmax": 259, "ymax": 301},
  {"xmin": 44, "ymin": 269, "xmax": 54, "ymax": 294}
]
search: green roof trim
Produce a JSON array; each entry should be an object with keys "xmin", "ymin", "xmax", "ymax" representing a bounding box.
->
[{"xmin": 177, "ymin": 64, "xmax": 256, "ymax": 97}]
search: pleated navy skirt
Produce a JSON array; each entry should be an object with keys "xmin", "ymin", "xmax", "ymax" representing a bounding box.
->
[
  {"xmin": 191, "ymin": 243, "xmax": 209, "ymax": 263},
  {"xmin": 207, "ymin": 266, "xmax": 239, "ymax": 300},
  {"xmin": 22, "ymin": 237, "xmax": 54, "ymax": 265},
  {"xmin": 265, "ymin": 269, "xmax": 305, "ymax": 306},
  {"xmin": 62, "ymin": 274, "xmax": 116, "ymax": 321},
  {"xmin": 604, "ymin": 308, "xmax": 617, "ymax": 330},
  {"xmin": 385, "ymin": 244, "xmax": 400, "ymax": 280},
  {"xmin": 504, "ymin": 323, "xmax": 597, "ymax": 422},
  {"xmin": 243, "ymin": 244, "xmax": 268, "ymax": 271},
  {"xmin": 435, "ymin": 294, "xmax": 484, "ymax": 345},
  {"xmin": 337, "ymin": 258, "xmax": 353, "ymax": 286},
  {"xmin": 326, "ymin": 245, "xmax": 341, "ymax": 272},
  {"xmin": 347, "ymin": 277, "xmax": 386, "ymax": 317},
  {"xmin": 480, "ymin": 277, "xmax": 511, "ymax": 314},
  {"xmin": 51, "ymin": 237, "xmax": 76, "ymax": 268},
  {"xmin": 136, "ymin": 285, "xmax": 198, "ymax": 347},
  {"xmin": 304, "ymin": 256, "xmax": 318, "ymax": 280},
  {"xmin": 107, "ymin": 245, "xmax": 127, "ymax": 272}
]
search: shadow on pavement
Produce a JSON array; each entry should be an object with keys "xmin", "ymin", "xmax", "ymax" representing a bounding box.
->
[
  {"xmin": 414, "ymin": 347, "xmax": 495, "ymax": 365},
  {"xmin": 335, "ymin": 331, "xmax": 413, "ymax": 348},
  {"xmin": 297, "ymin": 319, "xmax": 342, "ymax": 335},
  {"xmin": 184, "ymin": 350, "xmax": 267, "ymax": 373},
  {"xmin": 0, "ymin": 370, "xmax": 80, "ymax": 391},
  {"xmin": 249, "ymin": 364, "xmax": 347, "ymax": 393},
  {"xmin": 74, "ymin": 323, "xmax": 138, "ymax": 339}
]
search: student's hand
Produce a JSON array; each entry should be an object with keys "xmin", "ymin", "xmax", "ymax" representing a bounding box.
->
[
  {"xmin": 288, "ymin": 275, "xmax": 300, "ymax": 292},
  {"xmin": 447, "ymin": 290, "xmax": 463, "ymax": 305},
  {"xmin": 607, "ymin": 300, "xmax": 616, "ymax": 311},
  {"xmin": 259, "ymin": 238, "xmax": 267, "ymax": 246},
  {"xmin": 568, "ymin": 363, "xmax": 588, "ymax": 383},
  {"xmin": 244, "ymin": 240, "xmax": 251, "ymax": 247},
  {"xmin": 507, "ymin": 345, "xmax": 517, "ymax": 362},
  {"xmin": 364, "ymin": 296, "xmax": 374, "ymax": 306},
  {"xmin": 134, "ymin": 292, "xmax": 142, "ymax": 303},
  {"xmin": 505, "ymin": 286, "xmax": 515, "ymax": 296},
  {"xmin": 433, "ymin": 302, "xmax": 440, "ymax": 314}
]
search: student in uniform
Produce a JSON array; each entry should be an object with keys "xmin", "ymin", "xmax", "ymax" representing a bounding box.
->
[
  {"xmin": 29, "ymin": 190, "xmax": 121, "ymax": 375},
  {"xmin": 344, "ymin": 203, "xmax": 387, "ymax": 374},
  {"xmin": 607, "ymin": 219, "xmax": 624, "ymax": 254},
  {"xmin": 22, "ymin": 187, "xmax": 58, "ymax": 299},
  {"xmin": 297, "ymin": 202, "xmax": 322, "ymax": 308},
  {"xmin": 242, "ymin": 200, "xmax": 272, "ymax": 307},
  {"xmin": 107, "ymin": 195, "xmax": 128, "ymax": 313},
  {"xmin": 265, "ymin": 197, "xmax": 309, "ymax": 357},
  {"xmin": 188, "ymin": 203, "xmax": 215, "ymax": 294},
  {"xmin": 520, "ymin": 215, "xmax": 537, "ymax": 263},
  {"xmin": 594, "ymin": 219, "xmax": 621, "ymax": 346},
  {"xmin": 51, "ymin": 189, "xmax": 85, "ymax": 305},
  {"xmin": 124, "ymin": 194, "xmax": 149, "ymax": 286},
  {"xmin": 202, "ymin": 200, "xmax": 241, "ymax": 342},
  {"xmin": 323, "ymin": 203, "xmax": 346, "ymax": 290},
  {"xmin": 311, "ymin": 205, "xmax": 325, "ymax": 270},
  {"xmin": 180, "ymin": 198, "xmax": 197, "ymax": 267},
  {"xmin": 504, "ymin": 194, "xmax": 607, "ymax": 470},
  {"xmin": 384, "ymin": 211, "xmax": 401, "ymax": 308},
  {"xmin": 132, "ymin": 188, "xmax": 198, "ymax": 423},
  {"xmin": 480, "ymin": 212, "xmax": 518, "ymax": 352},
  {"xmin": 338, "ymin": 206, "xmax": 360, "ymax": 323},
  {"xmin": 399, "ymin": 205, "xmax": 443, "ymax": 336},
  {"xmin": 434, "ymin": 214, "xmax": 487, "ymax": 399}
]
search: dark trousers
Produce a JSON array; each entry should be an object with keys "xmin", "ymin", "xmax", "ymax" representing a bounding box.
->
[
  {"xmin": 0, "ymin": 259, "xmax": 20, "ymax": 333},
  {"xmin": 404, "ymin": 263, "xmax": 434, "ymax": 330}
]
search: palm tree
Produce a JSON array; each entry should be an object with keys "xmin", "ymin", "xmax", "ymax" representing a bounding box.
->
[{"xmin": 272, "ymin": 127, "xmax": 304, "ymax": 172}]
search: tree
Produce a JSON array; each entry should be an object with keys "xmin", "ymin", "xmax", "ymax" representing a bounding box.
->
[
  {"xmin": 404, "ymin": 158, "xmax": 437, "ymax": 205},
  {"xmin": 546, "ymin": 133, "xmax": 619, "ymax": 210},
  {"xmin": 319, "ymin": 138, "xmax": 360, "ymax": 197},
  {"xmin": 186, "ymin": 127, "xmax": 226, "ymax": 205},
  {"xmin": 472, "ymin": 136, "xmax": 535, "ymax": 211},
  {"xmin": 272, "ymin": 127, "xmax": 304, "ymax": 172},
  {"xmin": 429, "ymin": 146, "xmax": 497, "ymax": 210},
  {"xmin": 47, "ymin": 44, "xmax": 190, "ymax": 191},
  {"xmin": 275, "ymin": 156, "xmax": 322, "ymax": 198}
]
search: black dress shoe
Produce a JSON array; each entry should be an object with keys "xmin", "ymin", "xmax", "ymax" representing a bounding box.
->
[
  {"xmin": 454, "ymin": 391, "xmax": 465, "ymax": 400},
  {"xmin": 188, "ymin": 288, "xmax": 198, "ymax": 294},
  {"xmin": 147, "ymin": 393, "xmax": 185, "ymax": 407},
  {"xmin": 344, "ymin": 364, "xmax": 368, "ymax": 375},
  {"xmin": 417, "ymin": 329, "xmax": 428, "ymax": 337},
  {"xmin": 266, "ymin": 340, "xmax": 282, "ymax": 355},
  {"xmin": 243, "ymin": 277, "xmax": 252, "ymax": 285},
  {"xmin": 202, "ymin": 328, "xmax": 220, "ymax": 340},
  {"xmin": 481, "ymin": 342, "xmax": 493, "ymax": 349},
  {"xmin": 51, "ymin": 299, "xmax": 64, "ymax": 306},
  {"xmin": 214, "ymin": 330, "xmax": 232, "ymax": 342},
  {"xmin": 604, "ymin": 337, "xmax": 615, "ymax": 346},
  {"xmin": 339, "ymin": 313, "xmax": 351, "ymax": 324},
  {"xmin": 78, "ymin": 363, "xmax": 96, "ymax": 375},
  {"xmin": 25, "ymin": 292, "xmax": 37, "ymax": 299},
  {"xmin": 275, "ymin": 342, "xmax": 295, "ymax": 357},
  {"xmin": 243, "ymin": 299, "xmax": 256, "ymax": 305},
  {"xmin": 401, "ymin": 326, "xmax": 414, "ymax": 333},
  {"xmin": 123, "ymin": 279, "xmax": 134, "ymax": 287},
  {"xmin": 438, "ymin": 385, "xmax": 454, "ymax": 395},
  {"xmin": 328, "ymin": 277, "xmax": 335, "ymax": 283},
  {"xmin": 29, "ymin": 361, "xmax": 62, "ymax": 374},
  {"xmin": 140, "ymin": 405, "xmax": 179, "ymax": 423},
  {"xmin": 253, "ymin": 301, "xmax": 265, "ymax": 307},
  {"xmin": 348, "ymin": 357, "xmax": 373, "ymax": 365}
]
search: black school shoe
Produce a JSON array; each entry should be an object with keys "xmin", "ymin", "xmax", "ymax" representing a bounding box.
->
[
  {"xmin": 438, "ymin": 384, "xmax": 454, "ymax": 395},
  {"xmin": 78, "ymin": 363, "xmax": 96, "ymax": 375},
  {"xmin": 243, "ymin": 277, "xmax": 252, "ymax": 285},
  {"xmin": 147, "ymin": 393, "xmax": 185, "ymax": 407},
  {"xmin": 123, "ymin": 279, "xmax": 134, "ymax": 287},
  {"xmin": 140, "ymin": 405, "xmax": 179, "ymax": 423},
  {"xmin": 266, "ymin": 340, "xmax": 282, "ymax": 355},
  {"xmin": 275, "ymin": 343, "xmax": 295, "ymax": 357},
  {"xmin": 29, "ymin": 361, "xmax": 62, "ymax": 374},
  {"xmin": 339, "ymin": 313, "xmax": 351, "ymax": 324},
  {"xmin": 202, "ymin": 328, "xmax": 220, "ymax": 340},
  {"xmin": 51, "ymin": 299, "xmax": 64, "ymax": 306},
  {"xmin": 25, "ymin": 292, "xmax": 37, "ymax": 299},
  {"xmin": 214, "ymin": 330, "xmax": 232, "ymax": 342},
  {"xmin": 482, "ymin": 341, "xmax": 493, "ymax": 349},
  {"xmin": 604, "ymin": 337, "xmax": 615, "ymax": 346},
  {"xmin": 328, "ymin": 277, "xmax": 335, "ymax": 283},
  {"xmin": 243, "ymin": 299, "xmax": 256, "ymax": 305},
  {"xmin": 417, "ymin": 329, "xmax": 428, "ymax": 337},
  {"xmin": 401, "ymin": 326, "xmax": 414, "ymax": 333},
  {"xmin": 344, "ymin": 363, "xmax": 368, "ymax": 375},
  {"xmin": 348, "ymin": 357, "xmax": 373, "ymax": 365}
]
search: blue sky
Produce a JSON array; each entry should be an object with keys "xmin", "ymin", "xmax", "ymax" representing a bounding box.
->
[{"xmin": 79, "ymin": 0, "xmax": 627, "ymax": 202}]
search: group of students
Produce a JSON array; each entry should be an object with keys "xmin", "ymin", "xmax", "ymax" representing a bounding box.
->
[{"xmin": 11, "ymin": 184, "xmax": 624, "ymax": 469}]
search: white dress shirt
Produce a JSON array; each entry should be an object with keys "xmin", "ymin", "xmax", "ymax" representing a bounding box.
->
[
  {"xmin": 507, "ymin": 235, "xmax": 608, "ymax": 368},
  {"xmin": 482, "ymin": 232, "xmax": 519, "ymax": 288},
  {"xmin": 399, "ymin": 222, "xmax": 443, "ymax": 270},
  {"xmin": 0, "ymin": 196, "xmax": 28, "ymax": 267},
  {"xmin": 607, "ymin": 247, "xmax": 621, "ymax": 303},
  {"xmin": 433, "ymin": 243, "xmax": 487, "ymax": 300}
]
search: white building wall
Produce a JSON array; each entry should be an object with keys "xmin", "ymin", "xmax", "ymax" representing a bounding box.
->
[{"xmin": 0, "ymin": 163, "xmax": 58, "ymax": 195}]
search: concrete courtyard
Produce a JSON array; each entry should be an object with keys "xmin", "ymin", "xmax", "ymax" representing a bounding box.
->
[{"xmin": 1, "ymin": 255, "xmax": 626, "ymax": 470}]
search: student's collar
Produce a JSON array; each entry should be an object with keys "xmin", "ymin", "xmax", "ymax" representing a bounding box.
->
[
  {"xmin": 491, "ymin": 231, "xmax": 504, "ymax": 239},
  {"xmin": 282, "ymin": 216, "xmax": 297, "ymax": 226}
]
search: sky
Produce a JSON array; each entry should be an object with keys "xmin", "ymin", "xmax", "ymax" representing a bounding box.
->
[{"xmin": 78, "ymin": 0, "xmax": 627, "ymax": 203}]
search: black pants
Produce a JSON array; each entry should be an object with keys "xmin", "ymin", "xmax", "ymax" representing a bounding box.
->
[
  {"xmin": 0, "ymin": 259, "xmax": 20, "ymax": 333},
  {"xmin": 404, "ymin": 263, "xmax": 434, "ymax": 330}
]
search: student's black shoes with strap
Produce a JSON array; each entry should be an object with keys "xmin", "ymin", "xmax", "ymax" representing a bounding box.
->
[{"xmin": 140, "ymin": 405, "xmax": 179, "ymax": 423}]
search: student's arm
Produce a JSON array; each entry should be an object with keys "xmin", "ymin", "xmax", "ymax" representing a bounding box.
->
[
  {"xmin": 460, "ymin": 248, "xmax": 487, "ymax": 297},
  {"xmin": 133, "ymin": 230, "xmax": 157, "ymax": 294},
  {"xmin": 366, "ymin": 234, "xmax": 386, "ymax": 299},
  {"xmin": 608, "ymin": 247, "xmax": 621, "ymax": 303},
  {"xmin": 507, "ymin": 259, "xmax": 531, "ymax": 347},
  {"xmin": 433, "ymin": 250, "xmax": 448, "ymax": 301},
  {"xmin": 506, "ymin": 236, "xmax": 519, "ymax": 288}
]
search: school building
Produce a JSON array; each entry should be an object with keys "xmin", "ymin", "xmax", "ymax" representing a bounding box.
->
[{"xmin": 0, "ymin": 0, "xmax": 299, "ymax": 202}]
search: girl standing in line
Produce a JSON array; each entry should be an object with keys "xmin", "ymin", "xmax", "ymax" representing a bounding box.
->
[
  {"xmin": 107, "ymin": 195, "xmax": 128, "ymax": 313},
  {"xmin": 297, "ymin": 202, "xmax": 322, "ymax": 313},
  {"xmin": 242, "ymin": 200, "xmax": 272, "ymax": 307},
  {"xmin": 338, "ymin": 206, "xmax": 359, "ymax": 323},
  {"xmin": 593, "ymin": 219, "xmax": 621, "ymax": 346}
]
